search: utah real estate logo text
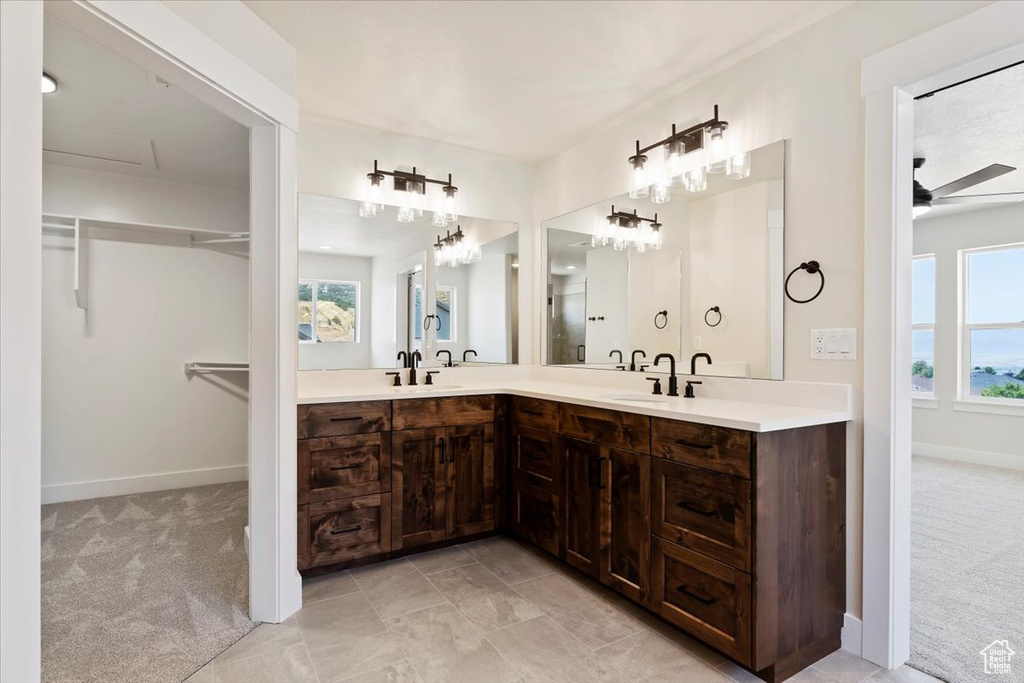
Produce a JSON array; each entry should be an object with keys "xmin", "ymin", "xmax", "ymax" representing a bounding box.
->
[{"xmin": 981, "ymin": 640, "xmax": 1015, "ymax": 675}]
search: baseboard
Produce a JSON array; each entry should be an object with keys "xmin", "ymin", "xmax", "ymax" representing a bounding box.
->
[
  {"xmin": 913, "ymin": 442, "xmax": 1024, "ymax": 471},
  {"xmin": 841, "ymin": 613, "xmax": 862, "ymax": 656},
  {"xmin": 41, "ymin": 464, "xmax": 249, "ymax": 504}
]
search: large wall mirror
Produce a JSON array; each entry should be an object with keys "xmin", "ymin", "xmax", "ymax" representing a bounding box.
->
[
  {"xmin": 298, "ymin": 193, "xmax": 519, "ymax": 370},
  {"xmin": 544, "ymin": 139, "xmax": 785, "ymax": 380}
]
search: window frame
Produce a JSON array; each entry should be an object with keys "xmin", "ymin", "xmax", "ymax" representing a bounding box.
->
[
  {"xmin": 298, "ymin": 278, "xmax": 361, "ymax": 344},
  {"xmin": 959, "ymin": 242, "xmax": 1024, "ymax": 405},
  {"xmin": 911, "ymin": 254, "xmax": 936, "ymax": 397},
  {"xmin": 436, "ymin": 285, "xmax": 457, "ymax": 344}
]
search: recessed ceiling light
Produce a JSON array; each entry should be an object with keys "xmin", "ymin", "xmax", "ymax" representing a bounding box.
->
[
  {"xmin": 566, "ymin": 265, "xmax": 577, "ymax": 270},
  {"xmin": 318, "ymin": 245, "xmax": 331, "ymax": 250},
  {"xmin": 42, "ymin": 73, "xmax": 58, "ymax": 94}
]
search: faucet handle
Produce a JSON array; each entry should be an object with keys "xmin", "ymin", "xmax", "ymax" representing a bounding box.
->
[
  {"xmin": 646, "ymin": 377, "xmax": 663, "ymax": 395},
  {"xmin": 385, "ymin": 371, "xmax": 402, "ymax": 387},
  {"xmin": 683, "ymin": 380, "xmax": 702, "ymax": 398},
  {"xmin": 425, "ymin": 370, "xmax": 440, "ymax": 386}
]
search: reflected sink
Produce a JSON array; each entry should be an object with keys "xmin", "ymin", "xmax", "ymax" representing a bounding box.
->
[
  {"xmin": 392, "ymin": 384, "xmax": 463, "ymax": 393},
  {"xmin": 598, "ymin": 393, "xmax": 669, "ymax": 404}
]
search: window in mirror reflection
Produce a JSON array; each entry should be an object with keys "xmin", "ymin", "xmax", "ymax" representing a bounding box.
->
[
  {"xmin": 413, "ymin": 284, "xmax": 457, "ymax": 342},
  {"xmin": 298, "ymin": 279, "xmax": 359, "ymax": 343}
]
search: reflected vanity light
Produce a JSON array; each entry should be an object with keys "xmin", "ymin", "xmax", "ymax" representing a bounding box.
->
[
  {"xmin": 593, "ymin": 206, "xmax": 662, "ymax": 253},
  {"xmin": 726, "ymin": 152, "xmax": 751, "ymax": 180},
  {"xmin": 360, "ymin": 160, "xmax": 458, "ymax": 226},
  {"xmin": 434, "ymin": 226, "xmax": 480, "ymax": 268}
]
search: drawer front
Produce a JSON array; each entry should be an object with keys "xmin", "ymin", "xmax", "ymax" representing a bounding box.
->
[
  {"xmin": 299, "ymin": 493, "xmax": 392, "ymax": 569},
  {"xmin": 511, "ymin": 479, "xmax": 561, "ymax": 557},
  {"xmin": 511, "ymin": 396, "xmax": 559, "ymax": 432},
  {"xmin": 512, "ymin": 425, "xmax": 560, "ymax": 491},
  {"xmin": 299, "ymin": 433, "xmax": 391, "ymax": 504},
  {"xmin": 393, "ymin": 395, "xmax": 494, "ymax": 430},
  {"xmin": 652, "ymin": 418, "xmax": 751, "ymax": 478},
  {"xmin": 652, "ymin": 537, "xmax": 751, "ymax": 665},
  {"xmin": 559, "ymin": 403, "xmax": 650, "ymax": 453},
  {"xmin": 652, "ymin": 458, "xmax": 751, "ymax": 571},
  {"xmin": 298, "ymin": 401, "xmax": 391, "ymax": 439}
]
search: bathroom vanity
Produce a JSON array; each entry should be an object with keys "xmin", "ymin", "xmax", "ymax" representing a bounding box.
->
[{"xmin": 296, "ymin": 385, "xmax": 848, "ymax": 683}]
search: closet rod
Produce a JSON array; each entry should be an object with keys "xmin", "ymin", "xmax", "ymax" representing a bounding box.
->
[{"xmin": 184, "ymin": 362, "xmax": 250, "ymax": 375}]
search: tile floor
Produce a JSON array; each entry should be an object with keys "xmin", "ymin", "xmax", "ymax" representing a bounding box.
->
[{"xmin": 186, "ymin": 536, "xmax": 941, "ymax": 683}]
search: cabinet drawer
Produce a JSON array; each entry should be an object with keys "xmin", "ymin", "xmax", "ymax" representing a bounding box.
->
[
  {"xmin": 652, "ymin": 418, "xmax": 751, "ymax": 478},
  {"xmin": 299, "ymin": 494, "xmax": 391, "ymax": 569},
  {"xmin": 511, "ymin": 479, "xmax": 561, "ymax": 557},
  {"xmin": 651, "ymin": 537, "xmax": 751, "ymax": 665},
  {"xmin": 652, "ymin": 457, "xmax": 751, "ymax": 571},
  {"xmin": 298, "ymin": 401, "xmax": 391, "ymax": 439},
  {"xmin": 393, "ymin": 395, "xmax": 494, "ymax": 430},
  {"xmin": 512, "ymin": 425, "xmax": 560, "ymax": 491},
  {"xmin": 298, "ymin": 433, "xmax": 391, "ymax": 504},
  {"xmin": 511, "ymin": 396, "xmax": 559, "ymax": 432},
  {"xmin": 558, "ymin": 403, "xmax": 650, "ymax": 453}
]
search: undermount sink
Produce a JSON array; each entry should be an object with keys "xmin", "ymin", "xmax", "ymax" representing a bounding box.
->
[
  {"xmin": 598, "ymin": 392, "xmax": 669, "ymax": 404},
  {"xmin": 392, "ymin": 384, "xmax": 463, "ymax": 393}
]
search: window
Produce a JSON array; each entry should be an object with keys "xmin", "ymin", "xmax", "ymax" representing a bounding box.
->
[
  {"xmin": 912, "ymin": 255, "xmax": 936, "ymax": 394},
  {"xmin": 298, "ymin": 279, "xmax": 359, "ymax": 343},
  {"xmin": 961, "ymin": 244, "xmax": 1024, "ymax": 401},
  {"xmin": 413, "ymin": 284, "xmax": 456, "ymax": 342}
]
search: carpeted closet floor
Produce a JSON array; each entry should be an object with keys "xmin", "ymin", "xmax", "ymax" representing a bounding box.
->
[
  {"xmin": 41, "ymin": 482, "xmax": 256, "ymax": 683},
  {"xmin": 909, "ymin": 455, "xmax": 1024, "ymax": 683}
]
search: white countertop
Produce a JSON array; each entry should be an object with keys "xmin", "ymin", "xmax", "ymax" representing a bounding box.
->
[{"xmin": 297, "ymin": 379, "xmax": 851, "ymax": 433}]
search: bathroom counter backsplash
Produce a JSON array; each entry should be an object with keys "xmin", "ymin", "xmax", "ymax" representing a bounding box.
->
[{"xmin": 297, "ymin": 365, "xmax": 852, "ymax": 433}]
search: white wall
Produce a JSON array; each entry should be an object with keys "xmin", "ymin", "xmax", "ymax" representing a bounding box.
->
[
  {"xmin": 298, "ymin": 252, "xmax": 372, "ymax": 370},
  {"xmin": 41, "ymin": 166, "xmax": 250, "ymax": 502},
  {"xmin": 913, "ymin": 204, "xmax": 1024, "ymax": 469},
  {"xmin": 532, "ymin": 0, "xmax": 991, "ymax": 624},
  {"xmin": 465, "ymin": 234, "xmax": 517, "ymax": 363}
]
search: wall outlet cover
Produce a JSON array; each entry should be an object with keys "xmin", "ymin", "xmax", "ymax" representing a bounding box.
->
[{"xmin": 811, "ymin": 328, "xmax": 857, "ymax": 360}]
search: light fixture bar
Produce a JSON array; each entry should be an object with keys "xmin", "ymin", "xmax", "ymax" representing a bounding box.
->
[
  {"xmin": 368, "ymin": 160, "xmax": 457, "ymax": 192},
  {"xmin": 630, "ymin": 104, "xmax": 728, "ymax": 159}
]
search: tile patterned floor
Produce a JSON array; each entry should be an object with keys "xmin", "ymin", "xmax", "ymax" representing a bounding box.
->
[{"xmin": 186, "ymin": 536, "xmax": 941, "ymax": 683}]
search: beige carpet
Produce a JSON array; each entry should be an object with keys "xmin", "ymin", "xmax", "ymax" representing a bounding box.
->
[
  {"xmin": 909, "ymin": 456, "xmax": 1024, "ymax": 683},
  {"xmin": 41, "ymin": 482, "xmax": 256, "ymax": 683}
]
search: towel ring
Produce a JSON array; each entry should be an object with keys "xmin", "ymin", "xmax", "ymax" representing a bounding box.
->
[
  {"xmin": 423, "ymin": 314, "xmax": 436, "ymax": 331},
  {"xmin": 654, "ymin": 310, "xmax": 669, "ymax": 329},
  {"xmin": 704, "ymin": 306, "xmax": 722, "ymax": 327},
  {"xmin": 784, "ymin": 260, "xmax": 825, "ymax": 304}
]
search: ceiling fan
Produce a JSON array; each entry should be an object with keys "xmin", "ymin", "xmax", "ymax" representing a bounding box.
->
[{"xmin": 913, "ymin": 158, "xmax": 1020, "ymax": 217}]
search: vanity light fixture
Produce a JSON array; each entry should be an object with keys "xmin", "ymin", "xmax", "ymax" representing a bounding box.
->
[
  {"xmin": 42, "ymin": 72, "xmax": 58, "ymax": 94},
  {"xmin": 434, "ymin": 226, "xmax": 480, "ymax": 268},
  {"xmin": 359, "ymin": 160, "xmax": 459, "ymax": 226},
  {"xmin": 593, "ymin": 206, "xmax": 663, "ymax": 253},
  {"xmin": 628, "ymin": 105, "xmax": 728, "ymax": 191}
]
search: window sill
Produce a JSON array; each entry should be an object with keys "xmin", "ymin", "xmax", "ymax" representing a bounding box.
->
[
  {"xmin": 952, "ymin": 399, "xmax": 1024, "ymax": 417},
  {"xmin": 912, "ymin": 397, "xmax": 938, "ymax": 409}
]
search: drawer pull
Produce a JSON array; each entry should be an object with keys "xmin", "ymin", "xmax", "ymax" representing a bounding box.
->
[
  {"xmin": 676, "ymin": 584, "xmax": 716, "ymax": 606},
  {"xmin": 674, "ymin": 438, "xmax": 713, "ymax": 450},
  {"xmin": 330, "ymin": 463, "xmax": 365, "ymax": 471},
  {"xmin": 330, "ymin": 525, "xmax": 362, "ymax": 535},
  {"xmin": 676, "ymin": 500, "xmax": 717, "ymax": 517},
  {"xmin": 521, "ymin": 409, "xmax": 544, "ymax": 417},
  {"xmin": 329, "ymin": 416, "xmax": 363, "ymax": 423}
]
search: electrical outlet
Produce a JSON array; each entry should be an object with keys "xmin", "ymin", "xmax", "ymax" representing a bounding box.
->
[
  {"xmin": 811, "ymin": 328, "xmax": 857, "ymax": 360},
  {"xmin": 694, "ymin": 336, "xmax": 702, "ymax": 350}
]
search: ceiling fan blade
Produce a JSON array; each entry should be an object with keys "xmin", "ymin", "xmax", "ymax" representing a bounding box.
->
[
  {"xmin": 933, "ymin": 192, "xmax": 1023, "ymax": 205},
  {"xmin": 930, "ymin": 163, "xmax": 1015, "ymax": 198}
]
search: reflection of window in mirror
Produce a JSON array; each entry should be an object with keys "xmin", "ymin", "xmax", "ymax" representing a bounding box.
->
[
  {"xmin": 437, "ymin": 286, "xmax": 456, "ymax": 342},
  {"xmin": 298, "ymin": 279, "xmax": 359, "ymax": 343}
]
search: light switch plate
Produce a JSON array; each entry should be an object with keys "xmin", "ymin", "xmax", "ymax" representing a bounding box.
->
[{"xmin": 811, "ymin": 328, "xmax": 857, "ymax": 360}]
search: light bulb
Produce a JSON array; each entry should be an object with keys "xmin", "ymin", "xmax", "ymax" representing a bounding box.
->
[
  {"xmin": 651, "ymin": 178, "xmax": 671, "ymax": 204},
  {"xmin": 629, "ymin": 158, "xmax": 648, "ymax": 199},
  {"xmin": 726, "ymin": 152, "xmax": 751, "ymax": 179},
  {"xmin": 706, "ymin": 124, "xmax": 727, "ymax": 174},
  {"xmin": 664, "ymin": 141, "xmax": 684, "ymax": 185}
]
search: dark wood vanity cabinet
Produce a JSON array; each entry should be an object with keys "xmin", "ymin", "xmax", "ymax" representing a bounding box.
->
[{"xmin": 562, "ymin": 436, "xmax": 602, "ymax": 576}]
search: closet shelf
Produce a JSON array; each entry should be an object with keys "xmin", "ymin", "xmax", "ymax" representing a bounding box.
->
[
  {"xmin": 185, "ymin": 362, "xmax": 250, "ymax": 375},
  {"xmin": 41, "ymin": 212, "xmax": 250, "ymax": 245}
]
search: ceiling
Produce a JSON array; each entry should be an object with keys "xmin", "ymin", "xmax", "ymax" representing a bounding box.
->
[
  {"xmin": 245, "ymin": 0, "xmax": 847, "ymax": 163},
  {"xmin": 43, "ymin": 16, "xmax": 249, "ymax": 191},
  {"xmin": 299, "ymin": 193, "xmax": 420, "ymax": 256},
  {"xmin": 914, "ymin": 62, "xmax": 1024, "ymax": 220}
]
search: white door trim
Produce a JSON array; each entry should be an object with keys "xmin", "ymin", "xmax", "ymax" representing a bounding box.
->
[{"xmin": 859, "ymin": 0, "xmax": 1024, "ymax": 667}]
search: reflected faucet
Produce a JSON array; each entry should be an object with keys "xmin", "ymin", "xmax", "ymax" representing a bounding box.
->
[
  {"xmin": 609, "ymin": 350, "xmax": 623, "ymax": 364},
  {"xmin": 437, "ymin": 349, "xmax": 454, "ymax": 367},
  {"xmin": 690, "ymin": 352, "xmax": 712, "ymax": 376},
  {"xmin": 653, "ymin": 353, "xmax": 679, "ymax": 397},
  {"xmin": 397, "ymin": 350, "xmax": 409, "ymax": 369},
  {"xmin": 409, "ymin": 350, "xmax": 422, "ymax": 386},
  {"xmin": 630, "ymin": 349, "xmax": 647, "ymax": 372},
  {"xmin": 463, "ymin": 349, "xmax": 477, "ymax": 362}
]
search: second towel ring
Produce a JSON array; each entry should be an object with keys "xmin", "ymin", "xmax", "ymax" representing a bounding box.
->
[
  {"xmin": 704, "ymin": 306, "xmax": 722, "ymax": 327},
  {"xmin": 784, "ymin": 260, "xmax": 825, "ymax": 304},
  {"xmin": 654, "ymin": 310, "xmax": 669, "ymax": 329}
]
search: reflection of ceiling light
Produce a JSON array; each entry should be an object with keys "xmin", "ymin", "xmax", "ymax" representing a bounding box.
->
[
  {"xmin": 566, "ymin": 265, "xmax": 577, "ymax": 270},
  {"xmin": 434, "ymin": 226, "xmax": 480, "ymax": 268},
  {"xmin": 593, "ymin": 206, "xmax": 662, "ymax": 253},
  {"xmin": 318, "ymin": 245, "xmax": 331, "ymax": 249},
  {"xmin": 42, "ymin": 73, "xmax": 58, "ymax": 94}
]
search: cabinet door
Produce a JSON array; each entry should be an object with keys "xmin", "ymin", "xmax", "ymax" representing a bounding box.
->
[
  {"xmin": 562, "ymin": 436, "xmax": 601, "ymax": 576},
  {"xmin": 600, "ymin": 448, "xmax": 650, "ymax": 606},
  {"xmin": 511, "ymin": 479, "xmax": 561, "ymax": 557},
  {"xmin": 512, "ymin": 424, "xmax": 559, "ymax": 491},
  {"xmin": 447, "ymin": 423, "xmax": 496, "ymax": 538},
  {"xmin": 392, "ymin": 428, "xmax": 447, "ymax": 551}
]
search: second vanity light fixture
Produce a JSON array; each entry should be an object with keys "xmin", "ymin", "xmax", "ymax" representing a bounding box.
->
[
  {"xmin": 434, "ymin": 226, "xmax": 481, "ymax": 268},
  {"xmin": 360, "ymin": 160, "xmax": 459, "ymax": 227},
  {"xmin": 627, "ymin": 104, "xmax": 750, "ymax": 202},
  {"xmin": 593, "ymin": 206, "xmax": 663, "ymax": 253}
]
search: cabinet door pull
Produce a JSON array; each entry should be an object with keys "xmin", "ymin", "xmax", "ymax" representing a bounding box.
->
[
  {"xmin": 330, "ymin": 525, "xmax": 362, "ymax": 535},
  {"xmin": 438, "ymin": 438, "xmax": 446, "ymax": 464},
  {"xmin": 674, "ymin": 438, "xmax": 713, "ymax": 450},
  {"xmin": 448, "ymin": 437, "xmax": 455, "ymax": 464},
  {"xmin": 329, "ymin": 416, "xmax": 363, "ymax": 423},
  {"xmin": 523, "ymin": 450, "xmax": 544, "ymax": 461},
  {"xmin": 676, "ymin": 584, "xmax": 716, "ymax": 606},
  {"xmin": 521, "ymin": 409, "xmax": 544, "ymax": 417},
  {"xmin": 676, "ymin": 500, "xmax": 716, "ymax": 517},
  {"xmin": 330, "ymin": 463, "xmax": 365, "ymax": 471}
]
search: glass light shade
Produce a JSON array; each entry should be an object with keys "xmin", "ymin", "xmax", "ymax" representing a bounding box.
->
[
  {"xmin": 684, "ymin": 167, "xmax": 707, "ymax": 192},
  {"xmin": 648, "ymin": 225, "xmax": 663, "ymax": 250},
  {"xmin": 629, "ymin": 162, "xmax": 649, "ymax": 199},
  {"xmin": 705, "ymin": 126, "xmax": 727, "ymax": 174},
  {"xmin": 726, "ymin": 152, "xmax": 751, "ymax": 179},
  {"xmin": 650, "ymin": 178, "xmax": 671, "ymax": 204},
  {"xmin": 664, "ymin": 142, "xmax": 684, "ymax": 185},
  {"xmin": 396, "ymin": 204, "xmax": 416, "ymax": 223},
  {"xmin": 360, "ymin": 175, "xmax": 384, "ymax": 217},
  {"xmin": 442, "ymin": 187, "xmax": 459, "ymax": 222},
  {"xmin": 432, "ymin": 210, "xmax": 449, "ymax": 228},
  {"xmin": 359, "ymin": 201, "xmax": 379, "ymax": 218}
]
